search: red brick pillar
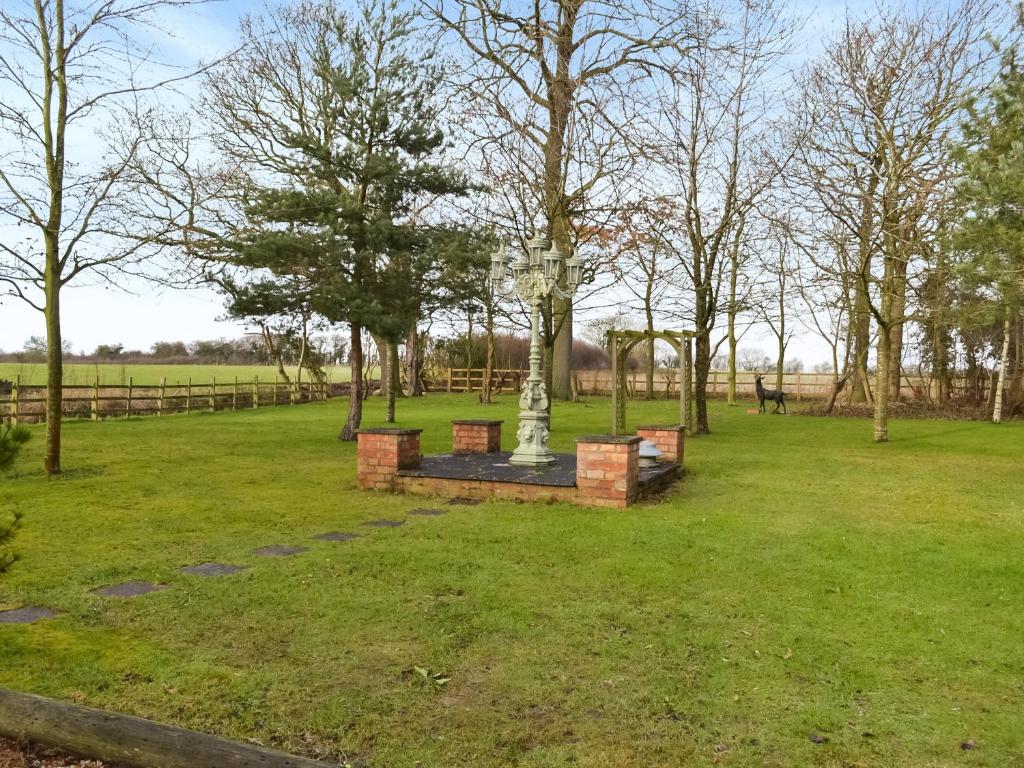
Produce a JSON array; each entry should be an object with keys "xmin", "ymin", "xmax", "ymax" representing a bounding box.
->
[
  {"xmin": 575, "ymin": 435, "xmax": 641, "ymax": 508},
  {"xmin": 635, "ymin": 425, "xmax": 685, "ymax": 465},
  {"xmin": 452, "ymin": 420, "xmax": 503, "ymax": 454},
  {"xmin": 356, "ymin": 428, "xmax": 422, "ymax": 490}
]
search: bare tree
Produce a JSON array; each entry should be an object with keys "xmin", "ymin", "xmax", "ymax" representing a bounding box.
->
[
  {"xmin": 0, "ymin": 0, "xmax": 216, "ymax": 474},
  {"xmin": 645, "ymin": 0, "xmax": 796, "ymax": 434},
  {"xmin": 427, "ymin": 0, "xmax": 697, "ymax": 401},
  {"xmin": 611, "ymin": 200, "xmax": 676, "ymax": 398},
  {"xmin": 790, "ymin": 0, "xmax": 1002, "ymax": 441}
]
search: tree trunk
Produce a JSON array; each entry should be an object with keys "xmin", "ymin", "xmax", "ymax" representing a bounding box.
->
[
  {"xmin": 551, "ymin": 297, "xmax": 573, "ymax": 400},
  {"xmin": 482, "ymin": 303, "xmax": 495, "ymax": 404},
  {"xmin": 873, "ymin": 325, "xmax": 890, "ymax": 442},
  {"xmin": 693, "ymin": 332, "xmax": 711, "ymax": 435},
  {"xmin": 992, "ymin": 306, "xmax": 1011, "ymax": 424},
  {"xmin": 727, "ymin": 278, "xmax": 738, "ymax": 406},
  {"xmin": 645, "ymin": 335, "xmax": 655, "ymax": 400},
  {"xmin": 260, "ymin": 325, "xmax": 291, "ymax": 384},
  {"xmin": 340, "ymin": 323, "xmax": 363, "ymax": 441},
  {"xmin": 887, "ymin": 262, "xmax": 908, "ymax": 402},
  {"xmin": 384, "ymin": 341, "xmax": 398, "ymax": 423},
  {"xmin": 849, "ymin": 280, "xmax": 871, "ymax": 403},
  {"xmin": 775, "ymin": 337, "xmax": 785, "ymax": 393},
  {"xmin": 43, "ymin": 266, "xmax": 62, "ymax": 475},
  {"xmin": 405, "ymin": 325, "xmax": 423, "ymax": 396}
]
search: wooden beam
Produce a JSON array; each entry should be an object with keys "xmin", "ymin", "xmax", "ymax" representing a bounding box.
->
[{"xmin": 0, "ymin": 688, "xmax": 339, "ymax": 768}]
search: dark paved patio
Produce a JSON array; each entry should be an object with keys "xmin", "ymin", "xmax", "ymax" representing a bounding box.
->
[{"xmin": 399, "ymin": 451, "xmax": 679, "ymax": 491}]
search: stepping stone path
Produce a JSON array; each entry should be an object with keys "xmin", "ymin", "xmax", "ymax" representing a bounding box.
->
[
  {"xmin": 178, "ymin": 562, "xmax": 246, "ymax": 577},
  {"xmin": 5, "ymin": 507, "xmax": 449, "ymax": 623},
  {"xmin": 311, "ymin": 532, "xmax": 360, "ymax": 542},
  {"xmin": 251, "ymin": 545, "xmax": 308, "ymax": 557},
  {"xmin": 448, "ymin": 497, "xmax": 481, "ymax": 506},
  {"xmin": 92, "ymin": 581, "xmax": 167, "ymax": 598},
  {"xmin": 0, "ymin": 605, "xmax": 56, "ymax": 624}
]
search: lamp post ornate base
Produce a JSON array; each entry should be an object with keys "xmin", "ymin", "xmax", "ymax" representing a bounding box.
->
[
  {"xmin": 509, "ymin": 368, "xmax": 555, "ymax": 466},
  {"xmin": 490, "ymin": 232, "xmax": 582, "ymax": 468},
  {"xmin": 509, "ymin": 407, "xmax": 555, "ymax": 466}
]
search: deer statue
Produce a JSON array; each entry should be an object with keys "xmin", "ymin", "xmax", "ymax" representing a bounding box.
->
[{"xmin": 753, "ymin": 373, "xmax": 787, "ymax": 415}]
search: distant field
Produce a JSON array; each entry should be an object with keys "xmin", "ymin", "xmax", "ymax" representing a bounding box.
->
[{"xmin": 0, "ymin": 363, "xmax": 353, "ymax": 386}]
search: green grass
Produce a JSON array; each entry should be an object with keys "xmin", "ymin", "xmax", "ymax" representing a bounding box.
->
[
  {"xmin": 1, "ymin": 396, "xmax": 1022, "ymax": 767},
  {"xmin": 0, "ymin": 362, "xmax": 353, "ymax": 386}
]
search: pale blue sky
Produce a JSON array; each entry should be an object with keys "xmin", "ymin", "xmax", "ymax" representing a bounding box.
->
[{"xmin": 0, "ymin": 0, "xmax": 931, "ymax": 363}]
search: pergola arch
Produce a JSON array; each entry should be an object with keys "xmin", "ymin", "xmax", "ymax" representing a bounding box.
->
[{"xmin": 607, "ymin": 329, "xmax": 697, "ymax": 435}]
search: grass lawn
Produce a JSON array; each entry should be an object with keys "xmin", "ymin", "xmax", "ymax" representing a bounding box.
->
[
  {"xmin": 0, "ymin": 362, "xmax": 353, "ymax": 386},
  {"xmin": 0, "ymin": 395, "xmax": 1021, "ymax": 767}
]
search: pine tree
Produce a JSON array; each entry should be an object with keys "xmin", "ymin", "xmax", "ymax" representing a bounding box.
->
[
  {"xmin": 950, "ymin": 21, "xmax": 1024, "ymax": 422},
  {"xmin": 204, "ymin": 0, "xmax": 471, "ymax": 439}
]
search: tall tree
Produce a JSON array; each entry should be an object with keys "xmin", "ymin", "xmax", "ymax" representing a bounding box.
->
[
  {"xmin": 136, "ymin": 0, "xmax": 471, "ymax": 439},
  {"xmin": 646, "ymin": 0, "xmax": 795, "ymax": 434},
  {"xmin": 791, "ymin": 0, "xmax": 1001, "ymax": 441},
  {"xmin": 429, "ymin": 0, "xmax": 696, "ymax": 401},
  {"xmin": 0, "ymin": 0, "xmax": 212, "ymax": 474},
  {"xmin": 950, "ymin": 22, "xmax": 1024, "ymax": 423}
]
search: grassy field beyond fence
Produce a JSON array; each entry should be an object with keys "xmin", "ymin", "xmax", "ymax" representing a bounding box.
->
[
  {"xmin": 0, "ymin": 362, "xmax": 353, "ymax": 386},
  {"xmin": 1, "ymin": 396, "xmax": 1022, "ymax": 766}
]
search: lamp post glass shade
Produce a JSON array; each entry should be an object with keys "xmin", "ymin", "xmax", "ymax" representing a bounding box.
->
[
  {"xmin": 543, "ymin": 244, "xmax": 563, "ymax": 282},
  {"xmin": 527, "ymin": 235, "xmax": 548, "ymax": 269},
  {"xmin": 490, "ymin": 227, "xmax": 582, "ymax": 467},
  {"xmin": 490, "ymin": 244, "xmax": 509, "ymax": 286},
  {"xmin": 564, "ymin": 253, "xmax": 582, "ymax": 289}
]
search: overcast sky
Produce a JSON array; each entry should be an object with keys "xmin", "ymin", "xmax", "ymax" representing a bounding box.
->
[{"xmin": 0, "ymin": 0, "xmax": 880, "ymax": 366}]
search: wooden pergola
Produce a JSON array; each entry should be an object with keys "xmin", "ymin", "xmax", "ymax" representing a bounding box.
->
[{"xmin": 607, "ymin": 329, "xmax": 697, "ymax": 435}]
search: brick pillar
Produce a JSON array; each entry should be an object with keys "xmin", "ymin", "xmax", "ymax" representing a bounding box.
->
[
  {"xmin": 635, "ymin": 425, "xmax": 685, "ymax": 465},
  {"xmin": 356, "ymin": 428, "xmax": 422, "ymax": 490},
  {"xmin": 575, "ymin": 435, "xmax": 641, "ymax": 508},
  {"xmin": 452, "ymin": 420, "xmax": 503, "ymax": 454}
]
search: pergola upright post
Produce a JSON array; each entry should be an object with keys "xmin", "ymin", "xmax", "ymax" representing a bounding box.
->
[
  {"xmin": 677, "ymin": 338, "xmax": 686, "ymax": 430},
  {"xmin": 610, "ymin": 333, "xmax": 622, "ymax": 435}
]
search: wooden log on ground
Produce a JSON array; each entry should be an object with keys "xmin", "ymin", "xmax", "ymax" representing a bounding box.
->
[{"xmin": 0, "ymin": 688, "xmax": 339, "ymax": 768}]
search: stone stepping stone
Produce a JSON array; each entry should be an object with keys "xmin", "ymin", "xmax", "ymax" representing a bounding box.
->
[
  {"xmin": 178, "ymin": 562, "xmax": 246, "ymax": 577},
  {"xmin": 92, "ymin": 581, "xmax": 167, "ymax": 598},
  {"xmin": 448, "ymin": 497, "xmax": 481, "ymax": 506},
  {"xmin": 311, "ymin": 532, "xmax": 360, "ymax": 542},
  {"xmin": 409, "ymin": 508, "xmax": 447, "ymax": 516},
  {"xmin": 364, "ymin": 519, "xmax": 405, "ymax": 528},
  {"xmin": 0, "ymin": 605, "xmax": 56, "ymax": 624},
  {"xmin": 251, "ymin": 545, "xmax": 308, "ymax": 557}
]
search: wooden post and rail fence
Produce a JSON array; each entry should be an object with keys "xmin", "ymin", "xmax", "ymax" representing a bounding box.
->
[
  {"xmin": 427, "ymin": 367, "xmax": 995, "ymax": 402},
  {"xmin": 1, "ymin": 376, "xmax": 332, "ymax": 425}
]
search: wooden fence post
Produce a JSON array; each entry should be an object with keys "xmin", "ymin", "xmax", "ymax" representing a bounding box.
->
[
  {"xmin": 91, "ymin": 377, "xmax": 99, "ymax": 421},
  {"xmin": 186, "ymin": 378, "xmax": 192, "ymax": 414},
  {"xmin": 796, "ymin": 372, "xmax": 803, "ymax": 402},
  {"xmin": 158, "ymin": 378, "xmax": 166, "ymax": 416},
  {"xmin": 232, "ymin": 377, "xmax": 238, "ymax": 411},
  {"xmin": 125, "ymin": 377, "xmax": 133, "ymax": 418},
  {"xmin": 10, "ymin": 376, "xmax": 19, "ymax": 426},
  {"xmin": 210, "ymin": 378, "xmax": 216, "ymax": 412},
  {"xmin": 253, "ymin": 376, "xmax": 259, "ymax": 408},
  {"xmin": 446, "ymin": 368, "xmax": 453, "ymax": 393}
]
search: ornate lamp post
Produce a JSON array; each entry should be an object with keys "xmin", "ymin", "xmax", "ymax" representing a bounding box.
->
[{"xmin": 491, "ymin": 233, "xmax": 582, "ymax": 466}]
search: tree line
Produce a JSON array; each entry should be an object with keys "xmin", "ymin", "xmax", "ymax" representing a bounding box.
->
[{"xmin": 1, "ymin": 0, "xmax": 1021, "ymax": 474}]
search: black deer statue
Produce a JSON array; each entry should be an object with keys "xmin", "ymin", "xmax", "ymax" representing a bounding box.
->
[{"xmin": 753, "ymin": 373, "xmax": 787, "ymax": 414}]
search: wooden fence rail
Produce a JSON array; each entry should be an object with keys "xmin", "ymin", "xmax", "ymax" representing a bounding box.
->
[
  {"xmin": 0, "ymin": 376, "xmax": 332, "ymax": 425},
  {"xmin": 427, "ymin": 367, "xmax": 1004, "ymax": 402}
]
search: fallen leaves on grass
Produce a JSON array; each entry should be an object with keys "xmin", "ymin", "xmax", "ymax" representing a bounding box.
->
[{"xmin": 412, "ymin": 666, "xmax": 450, "ymax": 687}]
